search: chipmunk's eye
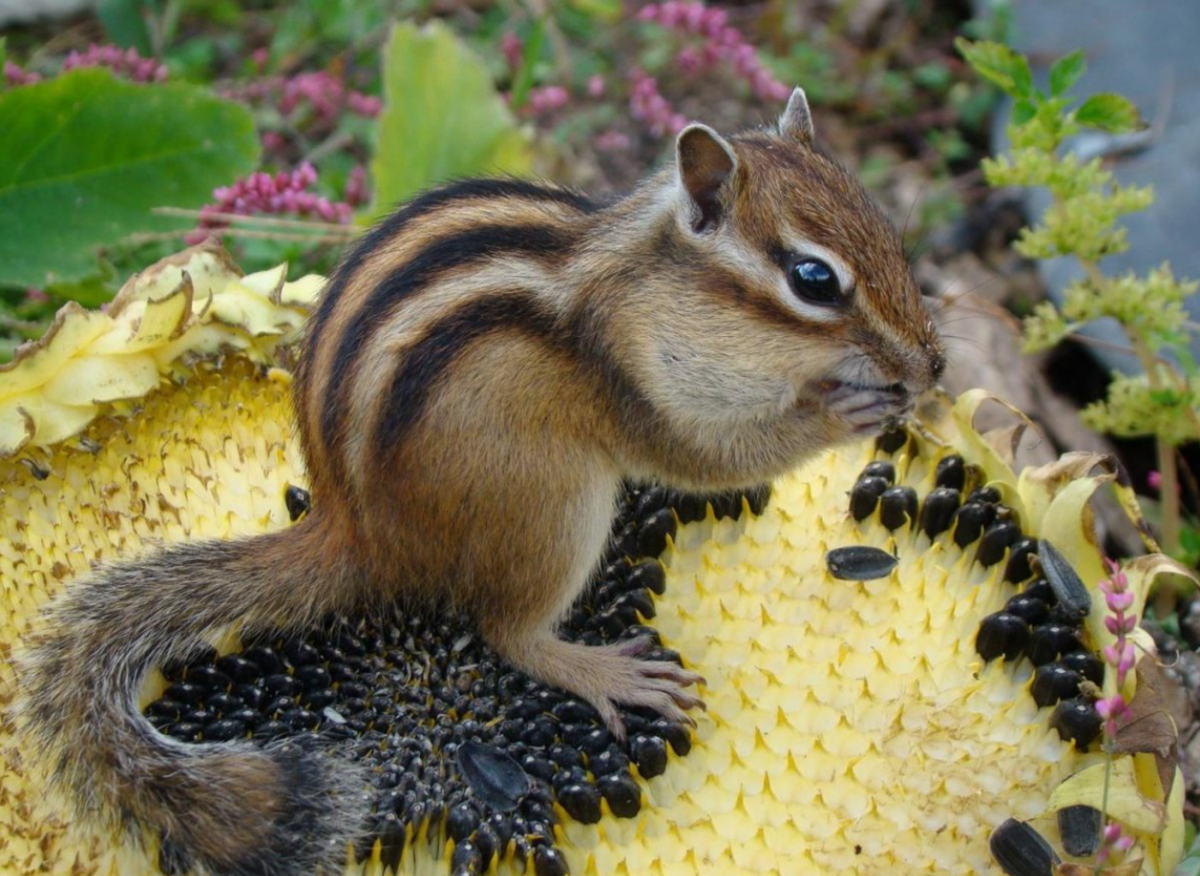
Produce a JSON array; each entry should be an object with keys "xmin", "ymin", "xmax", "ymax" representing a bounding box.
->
[{"xmin": 790, "ymin": 258, "xmax": 841, "ymax": 305}]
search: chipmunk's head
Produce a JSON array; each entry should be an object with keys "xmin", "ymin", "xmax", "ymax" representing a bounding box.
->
[{"xmin": 620, "ymin": 87, "xmax": 945, "ymax": 484}]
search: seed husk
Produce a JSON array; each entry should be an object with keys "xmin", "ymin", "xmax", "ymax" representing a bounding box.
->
[
  {"xmin": 1057, "ymin": 804, "xmax": 1102, "ymax": 857},
  {"xmin": 989, "ymin": 818, "xmax": 1060, "ymax": 876},
  {"xmin": 456, "ymin": 741, "xmax": 531, "ymax": 813},
  {"xmin": 1036, "ymin": 539, "xmax": 1092, "ymax": 620},
  {"xmin": 825, "ymin": 546, "xmax": 898, "ymax": 581}
]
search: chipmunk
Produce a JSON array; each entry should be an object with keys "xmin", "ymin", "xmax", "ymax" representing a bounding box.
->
[{"xmin": 19, "ymin": 88, "xmax": 944, "ymax": 876}]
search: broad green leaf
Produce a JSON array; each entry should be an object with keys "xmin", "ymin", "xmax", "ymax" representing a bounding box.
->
[
  {"xmin": 1049, "ymin": 49, "xmax": 1086, "ymax": 97},
  {"xmin": 370, "ymin": 21, "xmax": 532, "ymax": 216},
  {"xmin": 97, "ymin": 0, "xmax": 155, "ymax": 55},
  {"xmin": 955, "ymin": 37, "xmax": 1033, "ymax": 97},
  {"xmin": 1076, "ymin": 92, "xmax": 1142, "ymax": 132},
  {"xmin": 509, "ymin": 17, "xmax": 547, "ymax": 110},
  {"xmin": 0, "ymin": 69, "xmax": 258, "ymax": 288}
]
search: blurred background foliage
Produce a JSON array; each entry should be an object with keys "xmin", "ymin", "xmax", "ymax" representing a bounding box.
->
[{"xmin": 0, "ymin": 0, "xmax": 1006, "ymax": 361}]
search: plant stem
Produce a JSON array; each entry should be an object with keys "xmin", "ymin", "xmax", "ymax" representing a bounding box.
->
[{"xmin": 1079, "ymin": 260, "xmax": 1183, "ymax": 557}]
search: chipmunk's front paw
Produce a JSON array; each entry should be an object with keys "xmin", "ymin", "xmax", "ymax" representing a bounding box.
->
[{"xmin": 823, "ymin": 381, "xmax": 914, "ymax": 434}]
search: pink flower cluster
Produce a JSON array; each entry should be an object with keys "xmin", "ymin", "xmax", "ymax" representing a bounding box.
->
[
  {"xmin": 279, "ymin": 71, "xmax": 381, "ymax": 125},
  {"xmin": 1097, "ymin": 821, "xmax": 1135, "ymax": 865},
  {"xmin": 62, "ymin": 43, "xmax": 167, "ymax": 83},
  {"xmin": 637, "ymin": 1, "xmax": 790, "ymax": 101},
  {"xmin": 4, "ymin": 60, "xmax": 41, "ymax": 86},
  {"xmin": 188, "ymin": 162, "xmax": 352, "ymax": 243},
  {"xmin": 629, "ymin": 69, "xmax": 687, "ymax": 137},
  {"xmin": 525, "ymin": 85, "xmax": 569, "ymax": 116},
  {"xmin": 1092, "ymin": 557, "xmax": 1139, "ymax": 864}
]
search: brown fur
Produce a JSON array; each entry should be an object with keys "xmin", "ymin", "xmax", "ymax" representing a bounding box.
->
[{"xmin": 18, "ymin": 89, "xmax": 943, "ymax": 876}]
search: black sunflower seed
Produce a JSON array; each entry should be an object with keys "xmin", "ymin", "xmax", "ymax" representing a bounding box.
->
[
  {"xmin": 976, "ymin": 613, "xmax": 1029, "ymax": 662},
  {"xmin": 989, "ymin": 818, "xmax": 1060, "ymax": 876},
  {"xmin": 284, "ymin": 485, "xmax": 311, "ymax": 521},
  {"xmin": 879, "ymin": 486, "xmax": 919, "ymax": 530},
  {"xmin": 1026, "ymin": 624, "xmax": 1083, "ymax": 667},
  {"xmin": 1057, "ymin": 805, "xmax": 1102, "ymax": 857},
  {"xmin": 1061, "ymin": 651, "xmax": 1105, "ymax": 686},
  {"xmin": 1003, "ymin": 538, "xmax": 1038, "ymax": 584},
  {"xmin": 978, "ymin": 520, "xmax": 1021, "ymax": 567},
  {"xmin": 934, "ymin": 455, "xmax": 966, "ymax": 491},
  {"xmin": 861, "ymin": 461, "xmax": 896, "ymax": 484},
  {"xmin": 598, "ymin": 772, "xmax": 641, "ymax": 818},
  {"xmin": 967, "ymin": 486, "xmax": 1001, "ymax": 505},
  {"xmin": 203, "ymin": 719, "xmax": 247, "ymax": 742},
  {"xmin": 744, "ymin": 484, "xmax": 772, "ymax": 516},
  {"xmin": 876, "ymin": 427, "xmax": 908, "ymax": 453},
  {"xmin": 1036, "ymin": 539, "xmax": 1092, "ymax": 621},
  {"xmin": 825, "ymin": 546, "xmax": 898, "ymax": 581},
  {"xmin": 630, "ymin": 734, "xmax": 668, "ymax": 778},
  {"xmin": 556, "ymin": 783, "xmax": 602, "ymax": 823},
  {"xmin": 451, "ymin": 839, "xmax": 482, "ymax": 875},
  {"xmin": 1050, "ymin": 697, "xmax": 1102, "ymax": 749},
  {"xmin": 919, "ymin": 487, "xmax": 960, "ymax": 538},
  {"xmin": 533, "ymin": 845, "xmax": 569, "ymax": 876},
  {"xmin": 1030, "ymin": 663, "xmax": 1082, "ymax": 708},
  {"xmin": 1003, "ymin": 594, "xmax": 1050, "ymax": 625},
  {"xmin": 953, "ymin": 502, "xmax": 995, "ymax": 547},
  {"xmin": 850, "ymin": 476, "xmax": 890, "ymax": 521},
  {"xmin": 636, "ymin": 508, "xmax": 677, "ymax": 557}
]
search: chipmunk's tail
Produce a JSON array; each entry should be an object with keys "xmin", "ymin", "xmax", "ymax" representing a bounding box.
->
[{"xmin": 17, "ymin": 515, "xmax": 366, "ymax": 876}]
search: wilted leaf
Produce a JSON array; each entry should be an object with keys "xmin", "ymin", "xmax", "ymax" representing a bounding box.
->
[
  {"xmin": 1049, "ymin": 49, "xmax": 1086, "ymax": 97},
  {"xmin": 370, "ymin": 21, "xmax": 532, "ymax": 217},
  {"xmin": 1076, "ymin": 93, "xmax": 1142, "ymax": 132},
  {"xmin": 0, "ymin": 69, "xmax": 259, "ymax": 288}
]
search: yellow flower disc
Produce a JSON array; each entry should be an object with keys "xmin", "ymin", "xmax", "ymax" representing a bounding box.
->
[{"xmin": 0, "ymin": 247, "xmax": 1187, "ymax": 876}]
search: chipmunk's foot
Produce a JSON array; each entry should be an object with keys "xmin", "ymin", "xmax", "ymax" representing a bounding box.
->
[{"xmin": 497, "ymin": 632, "xmax": 705, "ymax": 740}]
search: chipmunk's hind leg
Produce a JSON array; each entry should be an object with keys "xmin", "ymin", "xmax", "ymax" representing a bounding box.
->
[{"xmin": 485, "ymin": 624, "xmax": 705, "ymax": 739}]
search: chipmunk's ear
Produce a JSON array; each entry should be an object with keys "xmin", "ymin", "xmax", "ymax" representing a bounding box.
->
[
  {"xmin": 779, "ymin": 87, "xmax": 815, "ymax": 144},
  {"xmin": 675, "ymin": 123, "xmax": 738, "ymax": 232}
]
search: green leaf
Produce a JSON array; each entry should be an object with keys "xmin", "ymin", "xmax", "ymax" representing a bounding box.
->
[
  {"xmin": 1011, "ymin": 97, "xmax": 1037, "ymax": 125},
  {"xmin": 509, "ymin": 17, "xmax": 547, "ymax": 110},
  {"xmin": 955, "ymin": 37, "xmax": 1033, "ymax": 97},
  {"xmin": 370, "ymin": 21, "xmax": 532, "ymax": 216},
  {"xmin": 565, "ymin": 0, "xmax": 623, "ymax": 22},
  {"xmin": 0, "ymin": 37, "xmax": 7, "ymax": 77},
  {"xmin": 97, "ymin": 0, "xmax": 155, "ymax": 55},
  {"xmin": 1048, "ymin": 49, "xmax": 1086, "ymax": 97},
  {"xmin": 0, "ymin": 69, "xmax": 259, "ymax": 288},
  {"xmin": 1075, "ymin": 92, "xmax": 1142, "ymax": 132}
]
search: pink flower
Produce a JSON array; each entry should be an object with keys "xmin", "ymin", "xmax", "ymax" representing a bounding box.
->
[
  {"xmin": 628, "ymin": 69, "xmax": 688, "ymax": 137},
  {"xmin": 593, "ymin": 129, "xmax": 631, "ymax": 151},
  {"xmin": 586, "ymin": 74, "xmax": 606, "ymax": 98},
  {"xmin": 1147, "ymin": 470, "xmax": 1162, "ymax": 490},
  {"xmin": 188, "ymin": 162, "xmax": 352, "ymax": 243},
  {"xmin": 62, "ymin": 43, "xmax": 166, "ymax": 83},
  {"xmin": 501, "ymin": 32, "xmax": 523, "ymax": 70},
  {"xmin": 638, "ymin": 2, "xmax": 789, "ymax": 102},
  {"xmin": 4, "ymin": 60, "xmax": 42, "ymax": 86},
  {"xmin": 526, "ymin": 85, "xmax": 569, "ymax": 116}
]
